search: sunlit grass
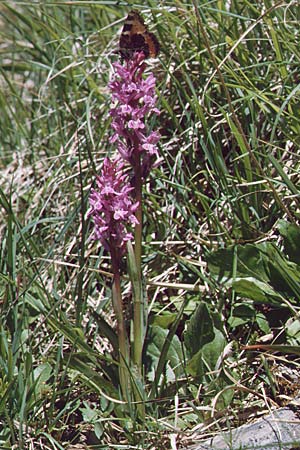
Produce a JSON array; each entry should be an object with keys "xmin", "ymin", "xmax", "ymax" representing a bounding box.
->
[{"xmin": 0, "ymin": 0, "xmax": 299, "ymax": 448}]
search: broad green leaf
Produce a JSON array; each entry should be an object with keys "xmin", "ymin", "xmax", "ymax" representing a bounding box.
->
[
  {"xmin": 94, "ymin": 421, "xmax": 104, "ymax": 439},
  {"xmin": 265, "ymin": 244, "xmax": 300, "ymax": 300},
  {"xmin": 208, "ymin": 241, "xmax": 300, "ymax": 304},
  {"xmin": 150, "ymin": 313, "xmax": 177, "ymax": 329},
  {"xmin": 256, "ymin": 313, "xmax": 270, "ymax": 334},
  {"xmin": 229, "ymin": 300, "xmax": 259, "ymax": 328},
  {"xmin": 184, "ymin": 302, "xmax": 215, "ymax": 358},
  {"xmin": 33, "ymin": 363, "xmax": 52, "ymax": 381},
  {"xmin": 207, "ymin": 244, "xmax": 269, "ymax": 283},
  {"xmin": 232, "ymin": 303, "xmax": 255, "ymax": 318},
  {"xmin": 286, "ymin": 319, "xmax": 300, "ymax": 346},
  {"xmin": 228, "ymin": 316, "xmax": 248, "ymax": 328},
  {"xmin": 146, "ymin": 325, "xmax": 184, "ymax": 383},
  {"xmin": 149, "ymin": 297, "xmax": 188, "ymax": 397},
  {"xmin": 228, "ymin": 277, "xmax": 284, "ymax": 304},
  {"xmin": 186, "ymin": 329, "xmax": 226, "ymax": 379}
]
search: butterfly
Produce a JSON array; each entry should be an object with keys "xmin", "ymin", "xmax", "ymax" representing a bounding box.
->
[{"xmin": 119, "ymin": 10, "xmax": 160, "ymax": 60}]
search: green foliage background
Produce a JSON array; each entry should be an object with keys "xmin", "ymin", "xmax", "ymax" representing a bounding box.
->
[{"xmin": 0, "ymin": 0, "xmax": 299, "ymax": 448}]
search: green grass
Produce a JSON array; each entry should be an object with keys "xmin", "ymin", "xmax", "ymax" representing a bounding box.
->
[{"xmin": 0, "ymin": 1, "xmax": 300, "ymax": 448}]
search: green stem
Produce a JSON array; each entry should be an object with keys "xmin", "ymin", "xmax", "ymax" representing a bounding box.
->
[
  {"xmin": 131, "ymin": 155, "xmax": 145, "ymax": 418},
  {"xmin": 127, "ymin": 242, "xmax": 143, "ymax": 368},
  {"xmin": 110, "ymin": 247, "xmax": 130, "ymax": 401},
  {"xmin": 134, "ymin": 156, "xmax": 143, "ymax": 268},
  {"xmin": 133, "ymin": 155, "xmax": 143, "ymax": 373},
  {"xmin": 127, "ymin": 241, "xmax": 145, "ymax": 418}
]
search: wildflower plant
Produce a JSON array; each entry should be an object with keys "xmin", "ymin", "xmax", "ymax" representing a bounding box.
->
[
  {"xmin": 89, "ymin": 156, "xmax": 139, "ymax": 398},
  {"xmin": 89, "ymin": 50, "xmax": 160, "ymax": 406}
]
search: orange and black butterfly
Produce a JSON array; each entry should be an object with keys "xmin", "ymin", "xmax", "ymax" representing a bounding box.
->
[{"xmin": 119, "ymin": 10, "xmax": 160, "ymax": 60}]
